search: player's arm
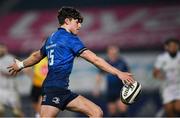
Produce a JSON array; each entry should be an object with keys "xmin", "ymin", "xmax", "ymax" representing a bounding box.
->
[
  {"xmin": 22, "ymin": 50, "xmax": 44, "ymax": 68},
  {"xmin": 153, "ymin": 68, "xmax": 164, "ymax": 80},
  {"xmin": 80, "ymin": 50, "xmax": 134, "ymax": 85},
  {"xmin": 8, "ymin": 50, "xmax": 44, "ymax": 76},
  {"xmin": 153, "ymin": 55, "xmax": 165, "ymax": 80}
]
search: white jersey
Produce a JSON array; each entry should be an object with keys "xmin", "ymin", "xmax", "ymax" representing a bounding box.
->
[
  {"xmin": 155, "ymin": 52, "xmax": 180, "ymax": 85},
  {"xmin": 154, "ymin": 52, "xmax": 180, "ymax": 104},
  {"xmin": 0, "ymin": 54, "xmax": 17, "ymax": 90},
  {"xmin": 0, "ymin": 54, "xmax": 21, "ymax": 107}
]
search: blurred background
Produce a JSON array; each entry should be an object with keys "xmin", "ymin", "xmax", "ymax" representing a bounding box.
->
[{"xmin": 0, "ymin": 0, "xmax": 180, "ymax": 117}]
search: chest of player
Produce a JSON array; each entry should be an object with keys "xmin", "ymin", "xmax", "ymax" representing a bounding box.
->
[{"xmin": 162, "ymin": 57, "xmax": 180, "ymax": 73}]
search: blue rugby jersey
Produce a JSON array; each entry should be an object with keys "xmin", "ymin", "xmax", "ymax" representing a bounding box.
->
[{"xmin": 40, "ymin": 28, "xmax": 87, "ymax": 90}]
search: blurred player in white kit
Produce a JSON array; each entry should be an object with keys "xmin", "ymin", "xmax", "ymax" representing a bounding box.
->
[
  {"xmin": 0, "ymin": 43, "xmax": 23, "ymax": 117},
  {"xmin": 153, "ymin": 38, "xmax": 180, "ymax": 117}
]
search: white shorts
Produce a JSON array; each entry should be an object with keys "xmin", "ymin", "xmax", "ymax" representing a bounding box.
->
[{"xmin": 161, "ymin": 84, "xmax": 180, "ymax": 104}]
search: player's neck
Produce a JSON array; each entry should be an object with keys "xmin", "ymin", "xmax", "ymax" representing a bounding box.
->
[{"xmin": 60, "ymin": 25, "xmax": 71, "ymax": 33}]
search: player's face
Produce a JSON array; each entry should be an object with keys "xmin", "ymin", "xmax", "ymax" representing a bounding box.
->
[
  {"xmin": 107, "ymin": 46, "xmax": 119, "ymax": 61},
  {"xmin": 69, "ymin": 19, "xmax": 82, "ymax": 35},
  {"xmin": 166, "ymin": 42, "xmax": 179, "ymax": 53}
]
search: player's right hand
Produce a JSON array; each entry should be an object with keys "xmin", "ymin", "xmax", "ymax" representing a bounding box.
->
[
  {"xmin": 153, "ymin": 69, "xmax": 165, "ymax": 80},
  {"xmin": 7, "ymin": 59, "xmax": 24, "ymax": 76},
  {"xmin": 117, "ymin": 72, "xmax": 135, "ymax": 86}
]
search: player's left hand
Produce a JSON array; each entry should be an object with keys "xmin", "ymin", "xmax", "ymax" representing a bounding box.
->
[
  {"xmin": 7, "ymin": 59, "xmax": 24, "ymax": 76},
  {"xmin": 117, "ymin": 72, "xmax": 135, "ymax": 86}
]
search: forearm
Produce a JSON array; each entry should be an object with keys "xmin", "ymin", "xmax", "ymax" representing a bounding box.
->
[
  {"xmin": 81, "ymin": 50, "xmax": 134, "ymax": 85},
  {"xmin": 81, "ymin": 50, "xmax": 121, "ymax": 76},
  {"xmin": 8, "ymin": 50, "xmax": 44, "ymax": 76},
  {"xmin": 23, "ymin": 50, "xmax": 44, "ymax": 68},
  {"xmin": 92, "ymin": 57, "xmax": 120, "ymax": 76},
  {"xmin": 153, "ymin": 68, "xmax": 164, "ymax": 80}
]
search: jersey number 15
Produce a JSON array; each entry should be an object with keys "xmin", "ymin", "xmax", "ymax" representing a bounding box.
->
[{"xmin": 48, "ymin": 49, "xmax": 54, "ymax": 66}]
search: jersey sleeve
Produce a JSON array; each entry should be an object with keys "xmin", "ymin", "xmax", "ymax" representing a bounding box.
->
[
  {"xmin": 40, "ymin": 45, "xmax": 46, "ymax": 57},
  {"xmin": 0, "ymin": 55, "xmax": 14, "ymax": 73},
  {"xmin": 40, "ymin": 38, "xmax": 49, "ymax": 57},
  {"xmin": 154, "ymin": 55, "xmax": 164, "ymax": 69},
  {"xmin": 68, "ymin": 36, "xmax": 87, "ymax": 56}
]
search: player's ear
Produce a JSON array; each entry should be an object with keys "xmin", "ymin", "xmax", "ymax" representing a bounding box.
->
[
  {"xmin": 164, "ymin": 45, "xmax": 168, "ymax": 51},
  {"xmin": 64, "ymin": 18, "xmax": 70, "ymax": 25}
]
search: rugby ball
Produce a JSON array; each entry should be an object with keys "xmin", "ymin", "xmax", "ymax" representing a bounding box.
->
[{"xmin": 120, "ymin": 81, "xmax": 141, "ymax": 105}]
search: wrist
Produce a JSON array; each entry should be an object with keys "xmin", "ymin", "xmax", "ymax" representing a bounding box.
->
[
  {"xmin": 116, "ymin": 70, "xmax": 122, "ymax": 76},
  {"xmin": 17, "ymin": 61, "xmax": 24, "ymax": 69}
]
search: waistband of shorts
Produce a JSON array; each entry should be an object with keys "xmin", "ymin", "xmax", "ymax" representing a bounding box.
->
[{"xmin": 42, "ymin": 87, "xmax": 70, "ymax": 94}]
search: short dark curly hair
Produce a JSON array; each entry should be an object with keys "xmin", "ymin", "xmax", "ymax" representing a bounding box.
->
[
  {"xmin": 57, "ymin": 7, "xmax": 83, "ymax": 26},
  {"xmin": 164, "ymin": 38, "xmax": 180, "ymax": 46}
]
